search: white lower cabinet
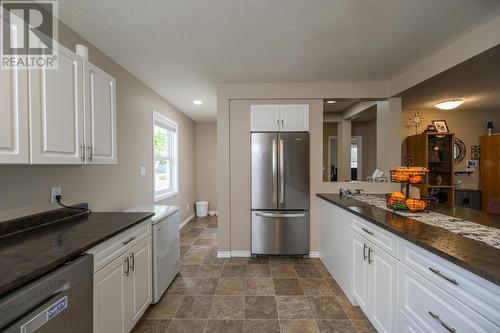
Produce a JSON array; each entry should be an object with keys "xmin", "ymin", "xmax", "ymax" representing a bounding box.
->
[
  {"xmin": 352, "ymin": 233, "xmax": 369, "ymax": 311},
  {"xmin": 352, "ymin": 232, "xmax": 398, "ymax": 333},
  {"xmin": 94, "ymin": 252, "xmax": 128, "ymax": 333},
  {"xmin": 319, "ymin": 200, "xmax": 353, "ymax": 301},
  {"xmin": 319, "ymin": 200, "xmax": 500, "ymax": 333},
  {"xmin": 88, "ymin": 221, "xmax": 152, "ymax": 333},
  {"xmin": 399, "ymin": 264, "xmax": 498, "ymax": 333},
  {"xmin": 127, "ymin": 237, "xmax": 152, "ymax": 328},
  {"xmin": 370, "ymin": 243, "xmax": 398, "ymax": 333}
]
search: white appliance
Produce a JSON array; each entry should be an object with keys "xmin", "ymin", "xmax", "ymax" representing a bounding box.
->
[{"xmin": 124, "ymin": 205, "xmax": 180, "ymax": 303}]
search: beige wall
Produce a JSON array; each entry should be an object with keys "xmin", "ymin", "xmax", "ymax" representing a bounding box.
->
[
  {"xmin": 352, "ymin": 119, "xmax": 377, "ymax": 180},
  {"xmin": 221, "ymin": 92, "xmax": 401, "ymax": 254},
  {"xmin": 322, "ymin": 122, "xmax": 338, "ymax": 181},
  {"xmin": 402, "ymin": 109, "xmax": 496, "ymax": 189},
  {"xmin": 0, "ymin": 21, "xmax": 196, "ymax": 222},
  {"xmin": 195, "ymin": 123, "xmax": 217, "ymax": 210}
]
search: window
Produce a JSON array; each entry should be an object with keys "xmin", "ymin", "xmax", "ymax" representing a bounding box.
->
[
  {"xmin": 153, "ymin": 111, "xmax": 178, "ymax": 201},
  {"xmin": 350, "ymin": 143, "xmax": 358, "ymax": 168}
]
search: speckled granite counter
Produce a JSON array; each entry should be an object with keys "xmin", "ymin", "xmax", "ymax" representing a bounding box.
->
[
  {"xmin": 317, "ymin": 193, "xmax": 500, "ymax": 286},
  {"xmin": 0, "ymin": 210, "xmax": 153, "ymax": 296}
]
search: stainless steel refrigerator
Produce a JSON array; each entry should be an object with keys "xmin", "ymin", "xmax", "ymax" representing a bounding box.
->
[{"xmin": 251, "ymin": 132, "xmax": 310, "ymax": 255}]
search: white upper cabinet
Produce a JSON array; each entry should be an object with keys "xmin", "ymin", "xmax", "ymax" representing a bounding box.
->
[
  {"xmin": 0, "ymin": 67, "xmax": 29, "ymax": 164},
  {"xmin": 29, "ymin": 44, "xmax": 85, "ymax": 164},
  {"xmin": 250, "ymin": 105, "xmax": 280, "ymax": 131},
  {"xmin": 279, "ymin": 104, "xmax": 309, "ymax": 131},
  {"xmin": 0, "ymin": 41, "xmax": 117, "ymax": 165},
  {"xmin": 251, "ymin": 104, "xmax": 309, "ymax": 132},
  {"xmin": 86, "ymin": 63, "xmax": 117, "ymax": 164}
]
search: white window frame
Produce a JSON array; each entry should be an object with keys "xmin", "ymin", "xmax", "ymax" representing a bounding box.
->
[{"xmin": 152, "ymin": 111, "xmax": 178, "ymax": 201}]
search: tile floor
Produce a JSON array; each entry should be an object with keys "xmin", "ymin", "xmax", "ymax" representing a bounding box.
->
[{"xmin": 133, "ymin": 216, "xmax": 377, "ymax": 333}]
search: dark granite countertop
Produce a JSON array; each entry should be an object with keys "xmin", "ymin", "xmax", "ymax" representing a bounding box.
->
[
  {"xmin": 0, "ymin": 211, "xmax": 153, "ymax": 296},
  {"xmin": 316, "ymin": 193, "xmax": 500, "ymax": 286}
]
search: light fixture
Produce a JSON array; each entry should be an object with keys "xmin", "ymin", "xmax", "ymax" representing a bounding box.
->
[
  {"xmin": 193, "ymin": 100, "xmax": 203, "ymax": 105},
  {"xmin": 434, "ymin": 99, "xmax": 464, "ymax": 110},
  {"xmin": 326, "ymin": 100, "xmax": 336, "ymax": 104}
]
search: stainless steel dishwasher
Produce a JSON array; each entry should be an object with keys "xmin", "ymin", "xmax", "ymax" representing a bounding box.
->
[{"xmin": 0, "ymin": 254, "xmax": 93, "ymax": 333}]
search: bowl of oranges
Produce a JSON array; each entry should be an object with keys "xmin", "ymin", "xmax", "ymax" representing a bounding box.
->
[
  {"xmin": 386, "ymin": 192, "xmax": 429, "ymax": 212},
  {"xmin": 389, "ymin": 167, "xmax": 428, "ymax": 184}
]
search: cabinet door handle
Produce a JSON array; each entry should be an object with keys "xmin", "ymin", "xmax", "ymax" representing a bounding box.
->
[
  {"xmin": 429, "ymin": 267, "xmax": 458, "ymax": 285},
  {"xmin": 122, "ymin": 236, "xmax": 136, "ymax": 245},
  {"xmin": 368, "ymin": 247, "xmax": 373, "ymax": 265},
  {"xmin": 428, "ymin": 311, "xmax": 456, "ymax": 333},
  {"xmin": 124, "ymin": 257, "xmax": 130, "ymax": 276},
  {"xmin": 361, "ymin": 227, "xmax": 374, "ymax": 236},
  {"xmin": 130, "ymin": 253, "xmax": 135, "ymax": 271},
  {"xmin": 362, "ymin": 243, "xmax": 367, "ymax": 261}
]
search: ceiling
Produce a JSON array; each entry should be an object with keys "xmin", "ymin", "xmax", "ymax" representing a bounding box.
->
[
  {"xmin": 323, "ymin": 100, "xmax": 359, "ymax": 113},
  {"xmin": 400, "ymin": 44, "xmax": 500, "ymax": 112},
  {"xmin": 57, "ymin": 1, "xmax": 500, "ymax": 121}
]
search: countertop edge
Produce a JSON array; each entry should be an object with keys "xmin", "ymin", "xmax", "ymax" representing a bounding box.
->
[
  {"xmin": 0, "ymin": 212, "xmax": 154, "ymax": 297},
  {"xmin": 316, "ymin": 193, "xmax": 500, "ymax": 286}
]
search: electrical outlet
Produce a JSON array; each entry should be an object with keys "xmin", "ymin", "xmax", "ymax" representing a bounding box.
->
[
  {"xmin": 140, "ymin": 166, "xmax": 146, "ymax": 176},
  {"xmin": 50, "ymin": 187, "xmax": 62, "ymax": 203}
]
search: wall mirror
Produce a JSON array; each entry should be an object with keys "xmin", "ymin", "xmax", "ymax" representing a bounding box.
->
[
  {"xmin": 453, "ymin": 137, "xmax": 466, "ymax": 164},
  {"xmin": 322, "ymin": 99, "xmax": 381, "ymax": 182}
]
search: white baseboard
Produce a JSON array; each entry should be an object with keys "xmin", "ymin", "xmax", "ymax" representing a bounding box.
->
[
  {"xmin": 231, "ymin": 250, "xmax": 251, "ymax": 257},
  {"xmin": 216, "ymin": 251, "xmax": 231, "ymax": 258},
  {"xmin": 309, "ymin": 251, "xmax": 320, "ymax": 258},
  {"xmin": 179, "ymin": 213, "xmax": 195, "ymax": 229}
]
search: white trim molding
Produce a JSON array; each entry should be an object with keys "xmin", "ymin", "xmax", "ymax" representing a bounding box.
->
[
  {"xmin": 231, "ymin": 251, "xmax": 251, "ymax": 258},
  {"xmin": 179, "ymin": 213, "xmax": 195, "ymax": 229},
  {"xmin": 309, "ymin": 251, "xmax": 320, "ymax": 258},
  {"xmin": 216, "ymin": 251, "xmax": 231, "ymax": 258}
]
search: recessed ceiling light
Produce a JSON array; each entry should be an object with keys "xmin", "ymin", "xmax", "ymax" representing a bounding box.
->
[
  {"xmin": 435, "ymin": 99, "xmax": 464, "ymax": 110},
  {"xmin": 326, "ymin": 100, "xmax": 336, "ymax": 104},
  {"xmin": 193, "ymin": 100, "xmax": 203, "ymax": 105}
]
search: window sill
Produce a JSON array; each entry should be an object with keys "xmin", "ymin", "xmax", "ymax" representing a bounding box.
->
[{"xmin": 154, "ymin": 191, "xmax": 178, "ymax": 202}]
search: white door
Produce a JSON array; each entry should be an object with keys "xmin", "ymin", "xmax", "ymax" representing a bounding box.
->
[
  {"xmin": 0, "ymin": 67, "xmax": 29, "ymax": 163},
  {"xmin": 250, "ymin": 105, "xmax": 280, "ymax": 131},
  {"xmin": 369, "ymin": 244, "xmax": 398, "ymax": 333},
  {"xmin": 127, "ymin": 236, "xmax": 152, "ymax": 329},
  {"xmin": 29, "ymin": 43, "xmax": 85, "ymax": 164},
  {"xmin": 352, "ymin": 233, "xmax": 369, "ymax": 312},
  {"xmin": 279, "ymin": 104, "xmax": 309, "ymax": 131},
  {"xmin": 86, "ymin": 62, "xmax": 117, "ymax": 164},
  {"xmin": 94, "ymin": 252, "xmax": 128, "ymax": 333}
]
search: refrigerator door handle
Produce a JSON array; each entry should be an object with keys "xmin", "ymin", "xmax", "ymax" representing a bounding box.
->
[
  {"xmin": 272, "ymin": 139, "xmax": 277, "ymax": 203},
  {"xmin": 279, "ymin": 139, "xmax": 284, "ymax": 204},
  {"xmin": 255, "ymin": 212, "xmax": 306, "ymax": 218}
]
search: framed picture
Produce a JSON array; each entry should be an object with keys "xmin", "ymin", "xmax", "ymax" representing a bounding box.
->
[{"xmin": 432, "ymin": 120, "xmax": 449, "ymax": 133}]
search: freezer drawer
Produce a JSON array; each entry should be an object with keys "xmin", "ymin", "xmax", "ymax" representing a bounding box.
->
[{"xmin": 252, "ymin": 211, "xmax": 310, "ymax": 255}]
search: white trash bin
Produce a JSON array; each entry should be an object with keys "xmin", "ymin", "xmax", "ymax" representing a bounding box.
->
[{"xmin": 195, "ymin": 201, "xmax": 209, "ymax": 217}]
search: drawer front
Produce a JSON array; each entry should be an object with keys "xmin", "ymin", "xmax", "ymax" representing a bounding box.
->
[
  {"xmin": 399, "ymin": 263, "xmax": 498, "ymax": 333},
  {"xmin": 400, "ymin": 239, "xmax": 500, "ymax": 326},
  {"xmin": 352, "ymin": 217, "xmax": 398, "ymax": 258},
  {"xmin": 87, "ymin": 220, "xmax": 151, "ymax": 273},
  {"xmin": 398, "ymin": 310, "xmax": 425, "ymax": 333}
]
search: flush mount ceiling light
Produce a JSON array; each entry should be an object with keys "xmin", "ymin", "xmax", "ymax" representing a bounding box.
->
[
  {"xmin": 193, "ymin": 100, "xmax": 203, "ymax": 105},
  {"xmin": 434, "ymin": 99, "xmax": 464, "ymax": 110},
  {"xmin": 326, "ymin": 100, "xmax": 336, "ymax": 104}
]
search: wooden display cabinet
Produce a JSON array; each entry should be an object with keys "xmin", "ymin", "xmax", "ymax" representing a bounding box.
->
[{"xmin": 405, "ymin": 133, "xmax": 455, "ymax": 205}]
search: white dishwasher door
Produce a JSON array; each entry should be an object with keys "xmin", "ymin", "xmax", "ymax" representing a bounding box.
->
[{"xmin": 153, "ymin": 211, "xmax": 180, "ymax": 303}]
